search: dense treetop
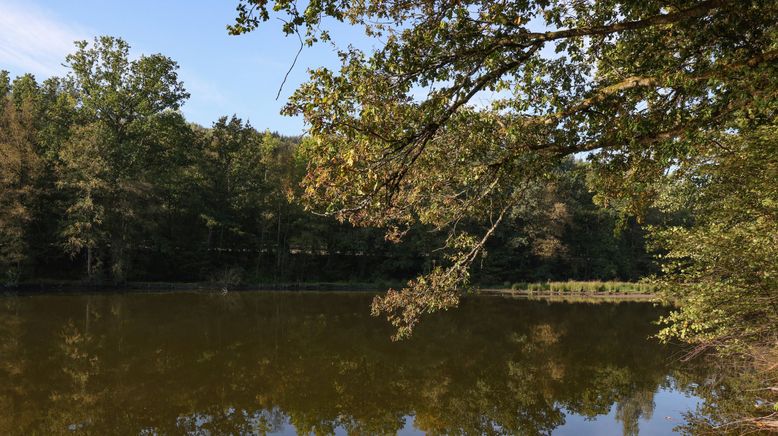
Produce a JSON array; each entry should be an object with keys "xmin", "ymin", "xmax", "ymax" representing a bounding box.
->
[{"xmin": 231, "ymin": 0, "xmax": 775, "ymax": 224}]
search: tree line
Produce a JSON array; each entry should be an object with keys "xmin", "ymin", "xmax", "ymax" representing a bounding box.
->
[{"xmin": 0, "ymin": 36, "xmax": 653, "ymax": 287}]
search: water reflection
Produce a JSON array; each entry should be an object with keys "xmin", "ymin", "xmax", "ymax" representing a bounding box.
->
[{"xmin": 0, "ymin": 292, "xmax": 710, "ymax": 434}]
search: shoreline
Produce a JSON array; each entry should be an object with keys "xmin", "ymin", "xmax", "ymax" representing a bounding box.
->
[
  {"xmin": 2, "ymin": 282, "xmax": 659, "ymax": 302},
  {"xmin": 0, "ymin": 281, "xmax": 389, "ymax": 295},
  {"xmin": 478, "ymin": 288, "xmax": 658, "ymax": 299},
  {"xmin": 477, "ymin": 288, "xmax": 660, "ymax": 303}
]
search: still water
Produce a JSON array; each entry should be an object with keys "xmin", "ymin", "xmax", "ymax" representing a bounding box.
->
[{"xmin": 0, "ymin": 292, "xmax": 710, "ymax": 435}]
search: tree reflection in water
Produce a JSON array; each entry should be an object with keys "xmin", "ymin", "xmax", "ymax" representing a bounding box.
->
[{"xmin": 0, "ymin": 292, "xmax": 725, "ymax": 434}]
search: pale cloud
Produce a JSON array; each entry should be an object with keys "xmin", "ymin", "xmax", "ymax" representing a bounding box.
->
[
  {"xmin": 0, "ymin": 0, "xmax": 90, "ymax": 77},
  {"xmin": 180, "ymin": 71, "xmax": 228, "ymax": 106}
]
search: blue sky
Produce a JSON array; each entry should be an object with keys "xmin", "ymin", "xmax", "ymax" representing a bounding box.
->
[{"xmin": 0, "ymin": 0, "xmax": 371, "ymax": 134}]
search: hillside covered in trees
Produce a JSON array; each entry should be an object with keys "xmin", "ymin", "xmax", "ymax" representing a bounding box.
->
[{"xmin": 0, "ymin": 37, "xmax": 654, "ymax": 287}]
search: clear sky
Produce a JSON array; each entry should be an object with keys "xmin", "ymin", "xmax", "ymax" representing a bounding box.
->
[{"xmin": 0, "ymin": 0, "xmax": 370, "ymax": 134}]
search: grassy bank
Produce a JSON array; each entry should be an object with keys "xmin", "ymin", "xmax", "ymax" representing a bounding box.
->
[{"xmin": 485, "ymin": 281, "xmax": 657, "ymax": 296}]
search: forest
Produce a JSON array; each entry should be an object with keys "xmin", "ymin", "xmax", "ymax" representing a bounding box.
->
[{"xmin": 0, "ymin": 37, "xmax": 652, "ymax": 288}]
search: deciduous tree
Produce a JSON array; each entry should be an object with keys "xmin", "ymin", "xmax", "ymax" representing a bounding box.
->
[
  {"xmin": 230, "ymin": 0, "xmax": 777, "ymax": 340},
  {"xmin": 59, "ymin": 37, "xmax": 189, "ymax": 282}
]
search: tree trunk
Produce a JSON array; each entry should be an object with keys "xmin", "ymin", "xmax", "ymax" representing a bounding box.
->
[{"xmin": 86, "ymin": 246, "xmax": 93, "ymax": 280}]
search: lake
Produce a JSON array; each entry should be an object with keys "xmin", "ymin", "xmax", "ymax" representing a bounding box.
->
[{"xmin": 0, "ymin": 292, "xmax": 712, "ymax": 435}]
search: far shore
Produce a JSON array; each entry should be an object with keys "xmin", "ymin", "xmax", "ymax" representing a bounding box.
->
[
  {"xmin": 478, "ymin": 288, "xmax": 660, "ymax": 301},
  {"xmin": 2, "ymin": 281, "xmax": 659, "ymax": 302},
  {"xmin": 0, "ymin": 281, "xmax": 388, "ymax": 294}
]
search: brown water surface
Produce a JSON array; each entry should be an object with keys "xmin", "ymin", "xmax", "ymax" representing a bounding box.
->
[{"xmin": 0, "ymin": 292, "xmax": 710, "ymax": 435}]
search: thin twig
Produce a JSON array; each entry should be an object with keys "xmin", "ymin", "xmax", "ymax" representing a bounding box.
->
[{"xmin": 276, "ymin": 18, "xmax": 304, "ymax": 100}]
